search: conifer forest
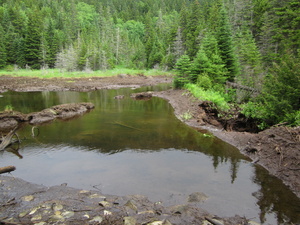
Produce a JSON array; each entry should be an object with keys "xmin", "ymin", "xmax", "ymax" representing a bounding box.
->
[{"xmin": 0, "ymin": 0, "xmax": 299, "ymax": 127}]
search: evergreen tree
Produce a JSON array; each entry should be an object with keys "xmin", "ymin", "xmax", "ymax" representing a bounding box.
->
[
  {"xmin": 243, "ymin": 52, "xmax": 300, "ymax": 127},
  {"xmin": 216, "ymin": 5, "xmax": 240, "ymax": 81},
  {"xmin": 24, "ymin": 10, "xmax": 42, "ymax": 69},
  {"xmin": 44, "ymin": 19, "xmax": 59, "ymax": 68},
  {"xmin": 0, "ymin": 25, "xmax": 6, "ymax": 68},
  {"xmin": 184, "ymin": 0, "xmax": 202, "ymax": 58},
  {"xmin": 235, "ymin": 27, "xmax": 263, "ymax": 88},
  {"xmin": 173, "ymin": 54, "xmax": 191, "ymax": 88},
  {"xmin": 274, "ymin": 1, "xmax": 300, "ymax": 55},
  {"xmin": 4, "ymin": 24, "xmax": 17, "ymax": 65},
  {"xmin": 191, "ymin": 33, "xmax": 227, "ymax": 84}
]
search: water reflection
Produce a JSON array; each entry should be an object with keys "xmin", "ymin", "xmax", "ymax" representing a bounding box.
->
[
  {"xmin": 252, "ymin": 165, "xmax": 300, "ymax": 224},
  {"xmin": 0, "ymin": 86, "xmax": 299, "ymax": 224}
]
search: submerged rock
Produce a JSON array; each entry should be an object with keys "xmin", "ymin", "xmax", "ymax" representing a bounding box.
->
[{"xmin": 187, "ymin": 192, "xmax": 208, "ymax": 203}]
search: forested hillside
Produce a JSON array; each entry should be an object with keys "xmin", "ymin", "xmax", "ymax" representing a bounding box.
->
[{"xmin": 0, "ymin": 0, "xmax": 299, "ymax": 127}]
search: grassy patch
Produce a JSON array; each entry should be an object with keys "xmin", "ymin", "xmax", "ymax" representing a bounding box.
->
[
  {"xmin": 185, "ymin": 83, "xmax": 230, "ymax": 111},
  {"xmin": 0, "ymin": 67, "xmax": 173, "ymax": 79}
]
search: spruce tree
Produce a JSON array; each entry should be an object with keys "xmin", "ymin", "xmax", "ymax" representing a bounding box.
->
[
  {"xmin": 24, "ymin": 10, "xmax": 42, "ymax": 69},
  {"xmin": 185, "ymin": 0, "xmax": 202, "ymax": 58},
  {"xmin": 216, "ymin": 5, "xmax": 240, "ymax": 81},
  {"xmin": 173, "ymin": 54, "xmax": 191, "ymax": 88},
  {"xmin": 235, "ymin": 28, "xmax": 263, "ymax": 88},
  {"xmin": 191, "ymin": 33, "xmax": 227, "ymax": 84},
  {"xmin": 0, "ymin": 25, "xmax": 7, "ymax": 68}
]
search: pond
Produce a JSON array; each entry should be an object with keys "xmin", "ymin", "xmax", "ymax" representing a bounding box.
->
[{"xmin": 0, "ymin": 85, "xmax": 299, "ymax": 225}]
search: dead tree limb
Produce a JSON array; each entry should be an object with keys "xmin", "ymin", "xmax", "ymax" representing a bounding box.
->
[
  {"xmin": 226, "ymin": 81, "xmax": 260, "ymax": 93},
  {"xmin": 0, "ymin": 126, "xmax": 19, "ymax": 151},
  {"xmin": 0, "ymin": 166, "xmax": 16, "ymax": 174}
]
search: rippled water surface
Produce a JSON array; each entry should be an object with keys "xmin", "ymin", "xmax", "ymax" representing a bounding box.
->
[{"xmin": 1, "ymin": 85, "xmax": 299, "ymax": 225}]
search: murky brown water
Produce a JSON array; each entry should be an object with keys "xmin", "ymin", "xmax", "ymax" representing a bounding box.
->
[{"xmin": 1, "ymin": 85, "xmax": 299, "ymax": 225}]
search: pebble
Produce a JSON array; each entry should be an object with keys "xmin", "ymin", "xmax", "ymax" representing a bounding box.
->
[
  {"xmin": 248, "ymin": 221, "xmax": 261, "ymax": 225},
  {"xmin": 48, "ymin": 214, "xmax": 65, "ymax": 223},
  {"xmin": 124, "ymin": 216, "xmax": 137, "ymax": 225},
  {"xmin": 21, "ymin": 195, "xmax": 35, "ymax": 202},
  {"xmin": 104, "ymin": 210, "xmax": 112, "ymax": 215},
  {"xmin": 52, "ymin": 203, "xmax": 63, "ymax": 211},
  {"xmin": 90, "ymin": 216, "xmax": 103, "ymax": 223},
  {"xmin": 61, "ymin": 211, "xmax": 74, "ymax": 218},
  {"xmin": 89, "ymin": 193, "xmax": 106, "ymax": 199},
  {"xmin": 31, "ymin": 214, "xmax": 42, "ymax": 221},
  {"xmin": 98, "ymin": 200, "xmax": 111, "ymax": 207},
  {"xmin": 29, "ymin": 206, "xmax": 40, "ymax": 215}
]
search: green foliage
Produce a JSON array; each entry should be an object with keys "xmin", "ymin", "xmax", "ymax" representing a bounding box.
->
[
  {"xmin": 196, "ymin": 73, "xmax": 213, "ymax": 90},
  {"xmin": 274, "ymin": 1, "xmax": 300, "ymax": 54},
  {"xmin": 173, "ymin": 54, "xmax": 191, "ymax": 88},
  {"xmin": 185, "ymin": 83, "xmax": 230, "ymax": 111},
  {"xmin": 24, "ymin": 10, "xmax": 42, "ymax": 69},
  {"xmin": 0, "ymin": 25, "xmax": 6, "ymax": 68},
  {"xmin": 190, "ymin": 33, "xmax": 227, "ymax": 84},
  {"xmin": 4, "ymin": 104, "xmax": 13, "ymax": 112},
  {"xmin": 216, "ymin": 5, "xmax": 240, "ymax": 81},
  {"xmin": 242, "ymin": 52, "xmax": 300, "ymax": 127}
]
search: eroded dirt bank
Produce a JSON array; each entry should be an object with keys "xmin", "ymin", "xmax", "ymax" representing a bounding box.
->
[{"xmin": 0, "ymin": 75, "xmax": 299, "ymax": 224}]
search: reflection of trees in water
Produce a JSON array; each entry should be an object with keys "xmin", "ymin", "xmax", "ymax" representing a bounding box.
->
[
  {"xmin": 252, "ymin": 165, "xmax": 300, "ymax": 224},
  {"xmin": 212, "ymin": 155, "xmax": 240, "ymax": 184}
]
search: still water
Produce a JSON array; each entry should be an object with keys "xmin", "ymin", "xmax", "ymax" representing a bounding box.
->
[{"xmin": 0, "ymin": 85, "xmax": 299, "ymax": 225}]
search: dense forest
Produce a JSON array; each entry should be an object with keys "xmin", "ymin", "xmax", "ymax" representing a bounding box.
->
[{"xmin": 0, "ymin": 0, "xmax": 299, "ymax": 128}]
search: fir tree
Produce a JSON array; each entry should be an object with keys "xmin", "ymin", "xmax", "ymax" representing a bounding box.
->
[
  {"xmin": 173, "ymin": 54, "xmax": 191, "ymax": 88},
  {"xmin": 24, "ymin": 10, "xmax": 42, "ymax": 69},
  {"xmin": 216, "ymin": 5, "xmax": 240, "ymax": 81},
  {"xmin": 184, "ymin": 0, "xmax": 202, "ymax": 58},
  {"xmin": 191, "ymin": 33, "xmax": 227, "ymax": 84},
  {"xmin": 0, "ymin": 25, "xmax": 6, "ymax": 68}
]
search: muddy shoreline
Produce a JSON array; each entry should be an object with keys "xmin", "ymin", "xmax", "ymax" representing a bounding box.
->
[{"xmin": 0, "ymin": 74, "xmax": 299, "ymax": 224}]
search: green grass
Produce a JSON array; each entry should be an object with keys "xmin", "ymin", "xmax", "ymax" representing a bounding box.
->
[
  {"xmin": 0, "ymin": 67, "xmax": 173, "ymax": 79},
  {"xmin": 185, "ymin": 83, "xmax": 230, "ymax": 111}
]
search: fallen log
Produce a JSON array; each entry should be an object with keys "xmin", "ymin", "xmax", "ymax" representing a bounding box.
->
[
  {"xmin": 226, "ymin": 81, "xmax": 260, "ymax": 93},
  {"xmin": 0, "ymin": 126, "xmax": 19, "ymax": 151},
  {"xmin": 0, "ymin": 166, "xmax": 16, "ymax": 174}
]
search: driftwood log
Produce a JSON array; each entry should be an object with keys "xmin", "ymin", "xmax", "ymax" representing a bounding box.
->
[
  {"xmin": 0, "ymin": 126, "xmax": 19, "ymax": 151},
  {"xmin": 0, "ymin": 166, "xmax": 16, "ymax": 174}
]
